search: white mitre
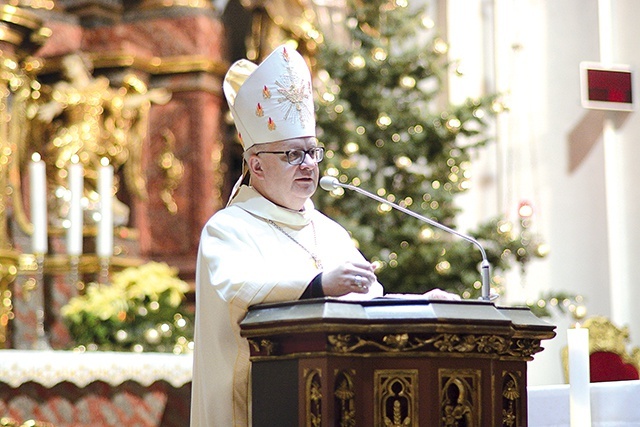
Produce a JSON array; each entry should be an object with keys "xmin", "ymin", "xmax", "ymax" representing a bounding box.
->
[{"xmin": 223, "ymin": 44, "xmax": 316, "ymax": 150}]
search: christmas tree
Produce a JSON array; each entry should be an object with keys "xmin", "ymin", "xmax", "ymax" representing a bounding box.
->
[{"xmin": 313, "ymin": 0, "xmax": 546, "ymax": 299}]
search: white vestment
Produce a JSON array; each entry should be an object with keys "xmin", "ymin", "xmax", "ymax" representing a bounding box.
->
[{"xmin": 190, "ymin": 185, "xmax": 383, "ymax": 426}]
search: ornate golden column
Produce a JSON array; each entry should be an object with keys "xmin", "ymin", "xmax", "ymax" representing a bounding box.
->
[{"xmin": 0, "ymin": 3, "xmax": 49, "ymax": 348}]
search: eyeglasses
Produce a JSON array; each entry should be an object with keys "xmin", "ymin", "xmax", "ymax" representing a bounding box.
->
[{"xmin": 255, "ymin": 147, "xmax": 324, "ymax": 165}]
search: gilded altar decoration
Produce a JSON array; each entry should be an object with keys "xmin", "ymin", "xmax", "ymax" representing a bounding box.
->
[
  {"xmin": 439, "ymin": 369, "xmax": 481, "ymax": 427},
  {"xmin": 0, "ymin": 3, "xmax": 50, "ymax": 348},
  {"xmin": 304, "ymin": 368, "xmax": 322, "ymax": 427},
  {"xmin": 23, "ymin": 53, "xmax": 171, "ymax": 228},
  {"xmin": 0, "ymin": 250, "xmax": 19, "ymax": 345},
  {"xmin": 334, "ymin": 369, "xmax": 356, "ymax": 427},
  {"xmin": 157, "ymin": 129, "xmax": 184, "ymax": 215},
  {"xmin": 0, "ymin": 50, "xmax": 46, "ymax": 247},
  {"xmin": 128, "ymin": 0, "xmax": 213, "ymax": 10},
  {"xmin": 240, "ymin": 0, "xmax": 322, "ymax": 62},
  {"xmin": 375, "ymin": 369, "xmax": 418, "ymax": 427}
]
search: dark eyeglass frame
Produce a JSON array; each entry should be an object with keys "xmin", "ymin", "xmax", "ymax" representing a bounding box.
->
[{"xmin": 255, "ymin": 147, "xmax": 325, "ymax": 165}]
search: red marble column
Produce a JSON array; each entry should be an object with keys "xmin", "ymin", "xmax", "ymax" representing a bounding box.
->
[{"xmin": 80, "ymin": 13, "xmax": 229, "ymax": 277}]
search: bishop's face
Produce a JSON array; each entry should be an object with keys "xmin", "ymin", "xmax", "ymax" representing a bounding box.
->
[{"xmin": 248, "ymin": 137, "xmax": 321, "ymax": 211}]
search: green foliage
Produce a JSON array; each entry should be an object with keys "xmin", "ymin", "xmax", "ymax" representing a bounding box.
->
[
  {"xmin": 525, "ymin": 292, "xmax": 586, "ymax": 319},
  {"xmin": 313, "ymin": 0, "xmax": 546, "ymax": 298},
  {"xmin": 61, "ymin": 262, "xmax": 193, "ymax": 353}
]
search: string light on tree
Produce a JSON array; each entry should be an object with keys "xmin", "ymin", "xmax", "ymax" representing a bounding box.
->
[
  {"xmin": 313, "ymin": 0, "xmax": 550, "ymax": 298},
  {"xmin": 348, "ymin": 55, "xmax": 365, "ymax": 69},
  {"xmin": 518, "ymin": 200, "xmax": 534, "ymax": 218}
]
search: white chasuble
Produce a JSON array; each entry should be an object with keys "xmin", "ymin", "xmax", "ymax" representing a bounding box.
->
[{"xmin": 190, "ymin": 186, "xmax": 382, "ymax": 426}]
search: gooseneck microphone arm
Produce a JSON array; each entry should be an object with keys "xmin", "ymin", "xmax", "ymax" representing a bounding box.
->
[{"xmin": 319, "ymin": 176, "xmax": 493, "ymax": 301}]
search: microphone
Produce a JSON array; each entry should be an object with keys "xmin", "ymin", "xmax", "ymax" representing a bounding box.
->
[{"xmin": 319, "ymin": 176, "xmax": 495, "ymax": 301}]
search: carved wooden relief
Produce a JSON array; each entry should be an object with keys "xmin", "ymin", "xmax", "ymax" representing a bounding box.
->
[
  {"xmin": 304, "ymin": 368, "xmax": 322, "ymax": 427},
  {"xmin": 327, "ymin": 333, "xmax": 520, "ymax": 356},
  {"xmin": 334, "ymin": 369, "xmax": 356, "ymax": 427},
  {"xmin": 501, "ymin": 371, "xmax": 522, "ymax": 427},
  {"xmin": 439, "ymin": 368, "xmax": 481, "ymax": 427},
  {"xmin": 374, "ymin": 369, "xmax": 418, "ymax": 427},
  {"xmin": 248, "ymin": 338, "xmax": 276, "ymax": 356}
]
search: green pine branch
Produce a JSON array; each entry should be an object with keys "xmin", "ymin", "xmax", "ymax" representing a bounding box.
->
[{"xmin": 313, "ymin": 0, "xmax": 551, "ymax": 300}]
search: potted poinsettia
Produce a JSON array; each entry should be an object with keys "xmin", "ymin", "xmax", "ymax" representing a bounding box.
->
[{"xmin": 61, "ymin": 261, "xmax": 193, "ymax": 353}]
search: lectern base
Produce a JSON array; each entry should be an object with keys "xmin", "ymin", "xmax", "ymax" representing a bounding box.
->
[
  {"xmin": 252, "ymin": 359, "xmax": 299, "ymax": 426},
  {"xmin": 242, "ymin": 297, "xmax": 556, "ymax": 427}
]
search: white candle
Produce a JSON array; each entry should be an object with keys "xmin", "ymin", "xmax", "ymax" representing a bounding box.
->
[
  {"xmin": 29, "ymin": 153, "xmax": 47, "ymax": 255},
  {"xmin": 97, "ymin": 158, "xmax": 113, "ymax": 258},
  {"xmin": 67, "ymin": 156, "xmax": 83, "ymax": 256},
  {"xmin": 568, "ymin": 326, "xmax": 592, "ymax": 427}
]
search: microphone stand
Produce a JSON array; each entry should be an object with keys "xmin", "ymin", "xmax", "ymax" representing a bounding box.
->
[{"xmin": 320, "ymin": 177, "xmax": 494, "ymax": 301}]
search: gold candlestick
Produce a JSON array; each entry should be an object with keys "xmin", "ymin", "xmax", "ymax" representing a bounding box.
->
[
  {"xmin": 99, "ymin": 256, "xmax": 110, "ymax": 285},
  {"xmin": 33, "ymin": 253, "xmax": 50, "ymax": 350},
  {"xmin": 69, "ymin": 255, "xmax": 81, "ymax": 292}
]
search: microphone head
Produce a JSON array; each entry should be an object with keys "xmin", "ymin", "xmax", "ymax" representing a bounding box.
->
[{"xmin": 319, "ymin": 176, "xmax": 339, "ymax": 191}]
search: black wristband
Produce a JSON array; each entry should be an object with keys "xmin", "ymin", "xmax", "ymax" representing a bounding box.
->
[{"xmin": 300, "ymin": 273, "xmax": 324, "ymax": 299}]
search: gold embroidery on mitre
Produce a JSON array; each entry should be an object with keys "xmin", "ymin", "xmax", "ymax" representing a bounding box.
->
[
  {"xmin": 263, "ymin": 85, "xmax": 271, "ymax": 99},
  {"xmin": 282, "ymin": 47, "xmax": 290, "ymax": 62},
  {"xmin": 256, "ymin": 103, "xmax": 264, "ymax": 117},
  {"xmin": 267, "ymin": 117, "xmax": 276, "ymax": 130},
  {"xmin": 273, "ymin": 56, "xmax": 313, "ymax": 127}
]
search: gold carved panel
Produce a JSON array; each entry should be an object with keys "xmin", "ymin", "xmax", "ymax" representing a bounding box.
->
[
  {"xmin": 439, "ymin": 368, "xmax": 481, "ymax": 427},
  {"xmin": 374, "ymin": 369, "xmax": 418, "ymax": 427},
  {"xmin": 304, "ymin": 368, "xmax": 322, "ymax": 427},
  {"xmin": 247, "ymin": 338, "xmax": 276, "ymax": 356},
  {"xmin": 327, "ymin": 332, "xmax": 522, "ymax": 356},
  {"xmin": 334, "ymin": 369, "xmax": 356, "ymax": 427},
  {"xmin": 501, "ymin": 370, "xmax": 522, "ymax": 427}
]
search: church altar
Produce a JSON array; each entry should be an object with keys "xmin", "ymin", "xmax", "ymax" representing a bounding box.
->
[
  {"xmin": 0, "ymin": 350, "xmax": 192, "ymax": 427},
  {"xmin": 528, "ymin": 379, "xmax": 640, "ymax": 427},
  {"xmin": 2, "ymin": 348, "xmax": 640, "ymax": 426}
]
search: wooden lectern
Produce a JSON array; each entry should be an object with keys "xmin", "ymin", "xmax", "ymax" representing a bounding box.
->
[{"xmin": 240, "ymin": 297, "xmax": 556, "ymax": 427}]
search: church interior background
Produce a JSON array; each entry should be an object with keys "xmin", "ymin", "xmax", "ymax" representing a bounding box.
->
[{"xmin": 2, "ymin": 0, "xmax": 640, "ymax": 425}]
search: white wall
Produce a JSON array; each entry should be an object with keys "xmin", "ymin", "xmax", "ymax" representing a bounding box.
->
[
  {"xmin": 443, "ymin": 0, "xmax": 640, "ymax": 385},
  {"xmin": 610, "ymin": 0, "xmax": 640, "ymax": 346}
]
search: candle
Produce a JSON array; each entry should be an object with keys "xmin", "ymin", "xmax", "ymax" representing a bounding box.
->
[
  {"xmin": 29, "ymin": 153, "xmax": 48, "ymax": 255},
  {"xmin": 97, "ymin": 158, "xmax": 113, "ymax": 258},
  {"xmin": 67, "ymin": 156, "xmax": 83, "ymax": 256},
  {"xmin": 568, "ymin": 326, "xmax": 592, "ymax": 426}
]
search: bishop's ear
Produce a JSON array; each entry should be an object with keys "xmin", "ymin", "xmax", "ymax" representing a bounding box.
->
[{"xmin": 247, "ymin": 154, "xmax": 265, "ymax": 179}]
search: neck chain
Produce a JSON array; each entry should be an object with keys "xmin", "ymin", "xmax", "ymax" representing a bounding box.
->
[{"xmin": 267, "ymin": 219, "xmax": 323, "ymax": 270}]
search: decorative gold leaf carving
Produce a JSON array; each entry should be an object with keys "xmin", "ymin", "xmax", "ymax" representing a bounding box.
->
[
  {"xmin": 375, "ymin": 369, "xmax": 418, "ymax": 427},
  {"xmin": 247, "ymin": 338, "xmax": 275, "ymax": 356},
  {"xmin": 334, "ymin": 370, "xmax": 356, "ymax": 427},
  {"xmin": 305, "ymin": 368, "xmax": 322, "ymax": 427},
  {"xmin": 328, "ymin": 332, "xmax": 512, "ymax": 356},
  {"xmin": 502, "ymin": 371, "xmax": 522, "ymax": 427},
  {"xmin": 439, "ymin": 369, "xmax": 480, "ymax": 427}
]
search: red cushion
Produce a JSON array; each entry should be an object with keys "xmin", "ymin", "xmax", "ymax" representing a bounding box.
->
[{"xmin": 590, "ymin": 351, "xmax": 640, "ymax": 383}]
